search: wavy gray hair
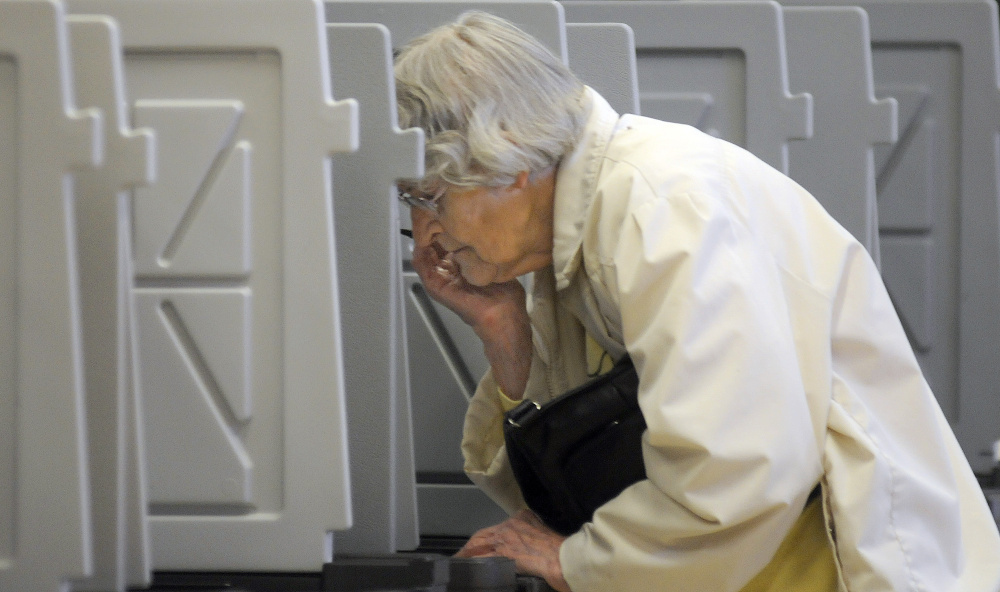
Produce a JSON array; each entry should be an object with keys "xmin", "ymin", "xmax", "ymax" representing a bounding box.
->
[{"xmin": 394, "ymin": 11, "xmax": 587, "ymax": 190}]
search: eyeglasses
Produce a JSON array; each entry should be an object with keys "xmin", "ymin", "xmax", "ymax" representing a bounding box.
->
[{"xmin": 397, "ymin": 185, "xmax": 446, "ymax": 213}]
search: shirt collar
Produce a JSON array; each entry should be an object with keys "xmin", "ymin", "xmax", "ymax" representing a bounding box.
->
[{"xmin": 551, "ymin": 87, "xmax": 621, "ymax": 290}]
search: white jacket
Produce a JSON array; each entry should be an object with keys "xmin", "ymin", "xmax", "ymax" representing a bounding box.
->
[{"xmin": 461, "ymin": 89, "xmax": 1000, "ymax": 591}]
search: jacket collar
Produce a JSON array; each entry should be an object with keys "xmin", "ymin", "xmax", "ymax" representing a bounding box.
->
[{"xmin": 551, "ymin": 88, "xmax": 621, "ymax": 290}]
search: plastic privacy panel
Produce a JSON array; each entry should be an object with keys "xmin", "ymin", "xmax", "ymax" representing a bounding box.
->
[
  {"xmin": 0, "ymin": 1, "xmax": 102, "ymax": 591},
  {"xmin": 326, "ymin": 22, "xmax": 423, "ymax": 554},
  {"xmin": 563, "ymin": 0, "xmax": 812, "ymax": 174},
  {"xmin": 326, "ymin": 0, "xmax": 567, "ymax": 540},
  {"xmin": 783, "ymin": 0, "xmax": 1000, "ymax": 474},
  {"xmin": 566, "ymin": 22, "xmax": 640, "ymax": 116},
  {"xmin": 783, "ymin": 6, "xmax": 897, "ymax": 262},
  {"xmin": 325, "ymin": 0, "xmax": 567, "ymax": 58},
  {"xmin": 66, "ymin": 14, "xmax": 156, "ymax": 592},
  {"xmin": 66, "ymin": 0, "xmax": 359, "ymax": 571}
]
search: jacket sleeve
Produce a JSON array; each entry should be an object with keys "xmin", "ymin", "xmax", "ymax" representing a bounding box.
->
[
  {"xmin": 561, "ymin": 178, "xmax": 825, "ymax": 591},
  {"xmin": 461, "ymin": 267, "xmax": 590, "ymax": 516},
  {"xmin": 460, "ymin": 366, "xmax": 529, "ymax": 516}
]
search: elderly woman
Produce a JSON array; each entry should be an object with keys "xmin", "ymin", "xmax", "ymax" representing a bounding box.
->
[{"xmin": 394, "ymin": 11, "xmax": 1000, "ymax": 592}]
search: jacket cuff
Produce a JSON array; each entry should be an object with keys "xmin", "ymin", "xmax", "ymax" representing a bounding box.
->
[{"xmin": 560, "ymin": 526, "xmax": 611, "ymax": 592}]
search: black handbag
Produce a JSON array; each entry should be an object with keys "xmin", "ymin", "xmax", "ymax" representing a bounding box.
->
[{"xmin": 502, "ymin": 356, "xmax": 646, "ymax": 535}]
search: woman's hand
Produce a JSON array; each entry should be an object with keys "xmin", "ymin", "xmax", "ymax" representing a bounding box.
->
[
  {"xmin": 409, "ymin": 208, "xmax": 533, "ymax": 399},
  {"xmin": 456, "ymin": 509, "xmax": 571, "ymax": 592},
  {"xmin": 411, "ymin": 229, "xmax": 527, "ymax": 332}
]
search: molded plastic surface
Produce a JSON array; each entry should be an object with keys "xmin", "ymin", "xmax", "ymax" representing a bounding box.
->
[
  {"xmin": 448, "ymin": 557, "xmax": 516, "ymax": 591},
  {"xmin": 781, "ymin": 0, "xmax": 1000, "ymax": 474},
  {"xmin": 783, "ymin": 6, "xmax": 897, "ymax": 261},
  {"xmin": 326, "ymin": 22, "xmax": 423, "ymax": 555},
  {"xmin": 414, "ymin": 484, "xmax": 509, "ymax": 537},
  {"xmin": 0, "ymin": 1, "xmax": 101, "ymax": 591},
  {"xmin": 326, "ymin": 0, "xmax": 567, "ymax": 59},
  {"xmin": 566, "ymin": 22, "xmax": 640, "ymax": 116},
  {"xmin": 323, "ymin": 554, "xmax": 449, "ymax": 592},
  {"xmin": 563, "ymin": 0, "xmax": 813, "ymax": 174},
  {"xmin": 514, "ymin": 576, "xmax": 556, "ymax": 592},
  {"xmin": 66, "ymin": 14, "xmax": 156, "ymax": 592},
  {"xmin": 66, "ymin": 0, "xmax": 359, "ymax": 570}
]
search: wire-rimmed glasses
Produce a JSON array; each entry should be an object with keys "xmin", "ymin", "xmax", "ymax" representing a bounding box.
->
[{"xmin": 397, "ymin": 184, "xmax": 446, "ymax": 213}]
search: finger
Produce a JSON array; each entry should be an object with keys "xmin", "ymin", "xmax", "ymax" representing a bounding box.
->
[
  {"xmin": 435, "ymin": 252, "xmax": 462, "ymax": 282},
  {"xmin": 411, "ymin": 241, "xmax": 449, "ymax": 287},
  {"xmin": 411, "ymin": 238, "xmax": 458, "ymax": 283},
  {"xmin": 454, "ymin": 542, "xmax": 495, "ymax": 558},
  {"xmin": 420, "ymin": 253, "xmax": 464, "ymax": 297},
  {"xmin": 430, "ymin": 239, "xmax": 449, "ymax": 259},
  {"xmin": 455, "ymin": 524, "xmax": 503, "ymax": 558},
  {"xmin": 482, "ymin": 520, "xmax": 567, "ymax": 579}
]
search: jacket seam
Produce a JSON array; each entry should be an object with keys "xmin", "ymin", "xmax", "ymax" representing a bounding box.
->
[{"xmin": 834, "ymin": 398, "xmax": 921, "ymax": 591}]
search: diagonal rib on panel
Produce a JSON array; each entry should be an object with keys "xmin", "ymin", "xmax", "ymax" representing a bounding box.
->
[{"xmin": 133, "ymin": 100, "xmax": 251, "ymax": 276}]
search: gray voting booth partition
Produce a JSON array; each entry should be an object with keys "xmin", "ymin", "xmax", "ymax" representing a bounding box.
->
[
  {"xmin": 0, "ymin": 1, "xmax": 103, "ymax": 590},
  {"xmin": 67, "ymin": 13, "xmax": 156, "ymax": 592},
  {"xmin": 327, "ymin": 21, "xmax": 424, "ymax": 554},
  {"xmin": 565, "ymin": 0, "xmax": 814, "ymax": 177},
  {"xmin": 64, "ymin": 0, "xmax": 359, "ymax": 572},
  {"xmin": 566, "ymin": 22, "xmax": 641, "ymax": 116},
  {"xmin": 780, "ymin": 0, "xmax": 1000, "ymax": 475},
  {"xmin": 562, "ymin": 0, "xmax": 895, "ymax": 259},
  {"xmin": 782, "ymin": 6, "xmax": 896, "ymax": 265}
]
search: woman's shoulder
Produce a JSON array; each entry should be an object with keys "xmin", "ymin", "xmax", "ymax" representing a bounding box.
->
[
  {"xmin": 599, "ymin": 117, "xmax": 736, "ymax": 199},
  {"xmin": 588, "ymin": 119, "xmax": 731, "ymax": 225},
  {"xmin": 608, "ymin": 116, "xmax": 725, "ymax": 163}
]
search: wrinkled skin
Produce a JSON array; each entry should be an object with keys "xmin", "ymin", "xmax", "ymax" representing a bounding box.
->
[{"xmin": 456, "ymin": 509, "xmax": 571, "ymax": 591}]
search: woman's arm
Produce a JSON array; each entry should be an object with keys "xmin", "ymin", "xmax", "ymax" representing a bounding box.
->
[
  {"xmin": 410, "ymin": 208, "xmax": 575, "ymax": 585},
  {"xmin": 409, "ymin": 207, "xmax": 533, "ymax": 399}
]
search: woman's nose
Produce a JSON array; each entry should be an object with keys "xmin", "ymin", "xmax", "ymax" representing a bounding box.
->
[{"xmin": 410, "ymin": 207, "xmax": 443, "ymax": 247}]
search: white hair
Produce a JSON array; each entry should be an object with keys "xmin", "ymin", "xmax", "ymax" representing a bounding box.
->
[{"xmin": 394, "ymin": 11, "xmax": 588, "ymax": 190}]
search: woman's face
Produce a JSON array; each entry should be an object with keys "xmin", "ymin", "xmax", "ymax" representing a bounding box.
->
[{"xmin": 409, "ymin": 171, "xmax": 556, "ymax": 286}]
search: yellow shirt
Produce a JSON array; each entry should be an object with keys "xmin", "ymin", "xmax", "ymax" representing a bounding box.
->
[{"xmin": 740, "ymin": 495, "xmax": 839, "ymax": 592}]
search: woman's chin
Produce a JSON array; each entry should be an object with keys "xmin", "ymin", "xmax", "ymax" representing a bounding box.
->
[
  {"xmin": 457, "ymin": 264, "xmax": 502, "ymax": 287},
  {"xmin": 460, "ymin": 273, "xmax": 496, "ymax": 287}
]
